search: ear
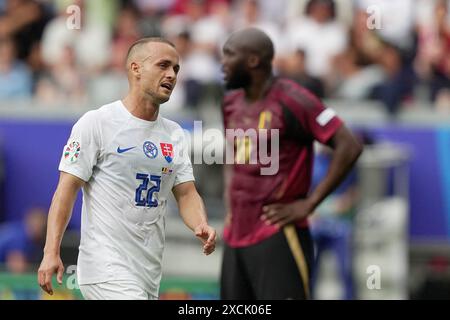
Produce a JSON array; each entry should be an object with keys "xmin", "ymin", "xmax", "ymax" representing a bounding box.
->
[
  {"xmin": 247, "ymin": 54, "xmax": 260, "ymax": 69},
  {"xmin": 130, "ymin": 62, "xmax": 141, "ymax": 79}
]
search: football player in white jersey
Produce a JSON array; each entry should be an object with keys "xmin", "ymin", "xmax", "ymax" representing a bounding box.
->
[{"xmin": 37, "ymin": 38, "xmax": 217, "ymax": 300}]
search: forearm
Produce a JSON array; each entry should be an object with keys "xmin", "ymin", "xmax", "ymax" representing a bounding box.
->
[
  {"xmin": 177, "ymin": 191, "xmax": 208, "ymax": 232},
  {"xmin": 43, "ymin": 182, "xmax": 79, "ymax": 255},
  {"xmin": 223, "ymin": 164, "xmax": 232, "ymax": 213}
]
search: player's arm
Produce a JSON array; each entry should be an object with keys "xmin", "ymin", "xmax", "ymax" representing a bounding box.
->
[
  {"xmin": 308, "ymin": 125, "xmax": 363, "ymax": 211},
  {"xmin": 38, "ymin": 172, "xmax": 85, "ymax": 295},
  {"xmin": 173, "ymin": 181, "xmax": 216, "ymax": 255},
  {"xmin": 223, "ymin": 164, "xmax": 233, "ymax": 226},
  {"xmin": 262, "ymin": 125, "xmax": 363, "ymax": 227}
]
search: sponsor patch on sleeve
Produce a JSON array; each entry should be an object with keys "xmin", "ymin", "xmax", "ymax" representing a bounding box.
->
[{"xmin": 316, "ymin": 108, "xmax": 336, "ymax": 126}]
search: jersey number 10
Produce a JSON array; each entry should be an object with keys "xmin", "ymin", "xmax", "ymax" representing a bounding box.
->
[{"xmin": 135, "ymin": 173, "xmax": 161, "ymax": 207}]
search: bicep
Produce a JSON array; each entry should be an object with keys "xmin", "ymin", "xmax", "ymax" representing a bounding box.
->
[
  {"xmin": 326, "ymin": 125, "xmax": 360, "ymax": 150},
  {"xmin": 282, "ymin": 84, "xmax": 343, "ymax": 143},
  {"xmin": 56, "ymin": 171, "xmax": 85, "ymax": 196},
  {"xmin": 172, "ymin": 181, "xmax": 197, "ymax": 202}
]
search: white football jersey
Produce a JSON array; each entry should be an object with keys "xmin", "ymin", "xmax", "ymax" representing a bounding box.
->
[{"xmin": 58, "ymin": 100, "xmax": 194, "ymax": 297}]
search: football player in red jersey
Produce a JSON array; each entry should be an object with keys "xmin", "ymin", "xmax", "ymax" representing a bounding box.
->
[{"xmin": 220, "ymin": 28, "xmax": 363, "ymax": 299}]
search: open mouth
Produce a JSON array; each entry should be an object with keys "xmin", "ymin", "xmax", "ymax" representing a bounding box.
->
[
  {"xmin": 222, "ymin": 69, "xmax": 229, "ymax": 80},
  {"xmin": 222, "ymin": 70, "xmax": 231, "ymax": 83},
  {"xmin": 161, "ymin": 83, "xmax": 173, "ymax": 91}
]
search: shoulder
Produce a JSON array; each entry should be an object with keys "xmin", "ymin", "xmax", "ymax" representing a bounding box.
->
[
  {"xmin": 75, "ymin": 101, "xmax": 119, "ymax": 128},
  {"xmin": 160, "ymin": 117, "xmax": 189, "ymax": 148},
  {"xmin": 274, "ymin": 77, "xmax": 323, "ymax": 111},
  {"xmin": 160, "ymin": 117, "xmax": 184, "ymax": 133},
  {"xmin": 223, "ymin": 89, "xmax": 243, "ymax": 108},
  {"xmin": 74, "ymin": 110, "xmax": 100, "ymax": 128}
]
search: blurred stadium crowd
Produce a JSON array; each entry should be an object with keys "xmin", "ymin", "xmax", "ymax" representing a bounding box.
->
[{"xmin": 0, "ymin": 0, "xmax": 449, "ymax": 114}]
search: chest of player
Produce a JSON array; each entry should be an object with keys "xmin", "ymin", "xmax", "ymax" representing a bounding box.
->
[
  {"xmin": 225, "ymin": 99, "xmax": 300, "ymax": 150},
  {"xmin": 102, "ymin": 128, "xmax": 179, "ymax": 179},
  {"xmin": 226, "ymin": 95, "xmax": 314, "ymax": 148},
  {"xmin": 226, "ymin": 99, "xmax": 284, "ymax": 131}
]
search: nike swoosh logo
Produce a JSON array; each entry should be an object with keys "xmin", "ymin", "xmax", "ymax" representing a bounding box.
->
[{"xmin": 117, "ymin": 146, "xmax": 136, "ymax": 154}]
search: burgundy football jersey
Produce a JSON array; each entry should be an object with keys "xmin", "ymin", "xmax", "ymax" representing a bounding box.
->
[{"xmin": 222, "ymin": 78, "xmax": 343, "ymax": 248}]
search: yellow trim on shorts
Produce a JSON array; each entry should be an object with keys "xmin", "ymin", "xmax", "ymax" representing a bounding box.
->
[{"xmin": 283, "ymin": 224, "xmax": 310, "ymax": 299}]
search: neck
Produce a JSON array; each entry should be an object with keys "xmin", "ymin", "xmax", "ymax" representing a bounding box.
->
[
  {"xmin": 244, "ymin": 72, "xmax": 274, "ymax": 103},
  {"xmin": 122, "ymin": 90, "xmax": 159, "ymax": 121}
]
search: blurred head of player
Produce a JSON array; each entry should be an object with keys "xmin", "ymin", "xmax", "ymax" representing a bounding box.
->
[
  {"xmin": 221, "ymin": 28, "xmax": 274, "ymax": 90},
  {"xmin": 126, "ymin": 38, "xmax": 180, "ymax": 105}
]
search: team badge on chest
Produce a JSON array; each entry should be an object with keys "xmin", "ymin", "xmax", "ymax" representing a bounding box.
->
[
  {"xmin": 143, "ymin": 141, "xmax": 158, "ymax": 159},
  {"xmin": 160, "ymin": 143, "xmax": 174, "ymax": 163}
]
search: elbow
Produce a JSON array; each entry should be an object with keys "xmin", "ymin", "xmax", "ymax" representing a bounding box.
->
[
  {"xmin": 340, "ymin": 138, "xmax": 363, "ymax": 165},
  {"xmin": 354, "ymin": 140, "xmax": 364, "ymax": 160},
  {"xmin": 349, "ymin": 140, "xmax": 364, "ymax": 165}
]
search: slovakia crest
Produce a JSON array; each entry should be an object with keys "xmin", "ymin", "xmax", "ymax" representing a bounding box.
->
[{"xmin": 160, "ymin": 143, "xmax": 174, "ymax": 163}]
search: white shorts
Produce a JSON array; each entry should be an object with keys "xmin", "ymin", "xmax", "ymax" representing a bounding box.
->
[{"xmin": 79, "ymin": 280, "xmax": 157, "ymax": 300}]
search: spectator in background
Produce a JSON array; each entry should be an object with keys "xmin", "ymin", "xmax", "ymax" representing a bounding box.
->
[
  {"xmin": 162, "ymin": 0, "xmax": 209, "ymax": 38},
  {"xmin": 189, "ymin": 0, "xmax": 230, "ymax": 53},
  {"xmin": 416, "ymin": 0, "xmax": 450, "ymax": 111},
  {"xmin": 279, "ymin": 49, "xmax": 325, "ymax": 98},
  {"xmin": 350, "ymin": 4, "xmax": 416, "ymax": 115},
  {"xmin": 345, "ymin": 8, "xmax": 388, "ymax": 88},
  {"xmin": 133, "ymin": 0, "xmax": 175, "ymax": 14},
  {"xmin": 353, "ymin": 0, "xmax": 417, "ymax": 114},
  {"xmin": 110, "ymin": 3, "xmax": 142, "ymax": 72},
  {"xmin": 162, "ymin": 0, "xmax": 229, "ymax": 108},
  {"xmin": 0, "ymin": 207, "xmax": 47, "ymax": 273},
  {"xmin": 133, "ymin": 0, "xmax": 167, "ymax": 37},
  {"xmin": 0, "ymin": 0, "xmax": 51, "ymax": 66},
  {"xmin": 356, "ymin": 0, "xmax": 416, "ymax": 54},
  {"xmin": 35, "ymin": 44, "xmax": 86, "ymax": 105},
  {"xmin": 284, "ymin": 0, "xmax": 348, "ymax": 90},
  {"xmin": 370, "ymin": 40, "xmax": 416, "ymax": 115},
  {"xmin": 0, "ymin": 36, "xmax": 33, "ymax": 99},
  {"xmin": 233, "ymin": 0, "xmax": 285, "ymax": 70},
  {"xmin": 257, "ymin": 0, "xmax": 290, "ymax": 26},
  {"xmin": 41, "ymin": 0, "xmax": 111, "ymax": 76},
  {"xmin": 330, "ymin": 45, "xmax": 385, "ymax": 101}
]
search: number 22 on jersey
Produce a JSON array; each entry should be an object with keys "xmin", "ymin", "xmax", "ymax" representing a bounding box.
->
[{"xmin": 135, "ymin": 173, "xmax": 161, "ymax": 207}]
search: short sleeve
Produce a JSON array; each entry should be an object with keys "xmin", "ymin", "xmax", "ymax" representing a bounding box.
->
[
  {"xmin": 282, "ymin": 81, "xmax": 343, "ymax": 144},
  {"xmin": 173, "ymin": 130, "xmax": 195, "ymax": 186},
  {"xmin": 58, "ymin": 111, "xmax": 101, "ymax": 182},
  {"xmin": 305, "ymin": 99, "xmax": 343, "ymax": 144}
]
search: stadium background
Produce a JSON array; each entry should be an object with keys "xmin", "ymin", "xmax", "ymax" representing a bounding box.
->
[{"xmin": 1, "ymin": 0, "xmax": 450, "ymax": 299}]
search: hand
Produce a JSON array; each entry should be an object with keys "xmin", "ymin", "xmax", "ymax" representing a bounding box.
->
[
  {"xmin": 194, "ymin": 223, "xmax": 217, "ymax": 255},
  {"xmin": 37, "ymin": 253, "xmax": 64, "ymax": 295},
  {"xmin": 261, "ymin": 198, "xmax": 315, "ymax": 228}
]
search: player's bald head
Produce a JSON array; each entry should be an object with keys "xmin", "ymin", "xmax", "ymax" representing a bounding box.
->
[
  {"xmin": 225, "ymin": 28, "xmax": 274, "ymax": 69},
  {"xmin": 126, "ymin": 37, "xmax": 176, "ymax": 69}
]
